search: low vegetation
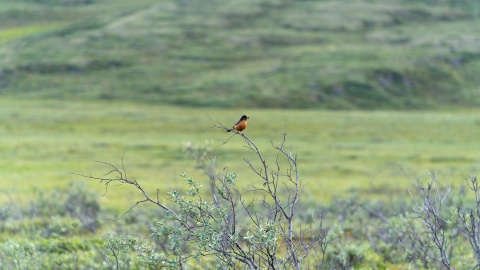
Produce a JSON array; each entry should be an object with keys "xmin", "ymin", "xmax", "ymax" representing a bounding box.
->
[
  {"xmin": 1, "ymin": 0, "xmax": 480, "ymax": 109},
  {"xmin": 3, "ymin": 0, "xmax": 480, "ymax": 268},
  {"xmin": 2, "ymin": 122, "xmax": 480, "ymax": 268},
  {"xmin": 2, "ymin": 99, "xmax": 480, "ymax": 207}
]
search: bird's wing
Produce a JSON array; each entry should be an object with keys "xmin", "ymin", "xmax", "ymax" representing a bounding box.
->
[{"xmin": 233, "ymin": 117, "xmax": 243, "ymax": 128}]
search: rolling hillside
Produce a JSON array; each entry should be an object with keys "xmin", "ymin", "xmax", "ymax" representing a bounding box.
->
[{"xmin": 1, "ymin": 0, "xmax": 480, "ymax": 109}]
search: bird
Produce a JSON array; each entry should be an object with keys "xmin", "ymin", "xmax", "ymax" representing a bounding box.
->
[{"xmin": 227, "ymin": 115, "xmax": 249, "ymax": 132}]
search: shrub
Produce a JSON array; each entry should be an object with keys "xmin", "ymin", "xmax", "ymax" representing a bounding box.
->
[
  {"xmin": 64, "ymin": 181, "xmax": 101, "ymax": 232},
  {"xmin": 78, "ymin": 123, "xmax": 332, "ymax": 269}
]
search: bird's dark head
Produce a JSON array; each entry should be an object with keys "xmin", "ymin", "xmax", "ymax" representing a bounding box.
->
[{"xmin": 241, "ymin": 115, "xmax": 249, "ymax": 120}]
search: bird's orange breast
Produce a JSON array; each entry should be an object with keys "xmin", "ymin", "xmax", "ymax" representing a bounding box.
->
[{"xmin": 235, "ymin": 120, "xmax": 247, "ymax": 131}]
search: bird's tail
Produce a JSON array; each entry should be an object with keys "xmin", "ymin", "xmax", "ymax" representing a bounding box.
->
[{"xmin": 226, "ymin": 129, "xmax": 232, "ymax": 132}]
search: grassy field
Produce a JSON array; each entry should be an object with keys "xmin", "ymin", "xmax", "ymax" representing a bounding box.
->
[
  {"xmin": 1, "ymin": 0, "xmax": 480, "ymax": 109},
  {"xmin": 2, "ymin": 1, "xmax": 480, "ymax": 267},
  {"xmin": 2, "ymin": 98, "xmax": 480, "ymax": 211}
]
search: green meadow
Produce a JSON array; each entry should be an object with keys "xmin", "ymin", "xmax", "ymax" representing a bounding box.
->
[
  {"xmin": 2, "ymin": 98, "xmax": 479, "ymax": 210},
  {"xmin": 2, "ymin": 0, "xmax": 480, "ymax": 267},
  {"xmin": 2, "ymin": 0, "xmax": 480, "ymax": 109}
]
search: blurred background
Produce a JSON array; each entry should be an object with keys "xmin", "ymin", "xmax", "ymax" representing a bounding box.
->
[
  {"xmin": 2, "ymin": 0, "xmax": 480, "ymax": 201},
  {"xmin": 2, "ymin": 0, "xmax": 480, "ymax": 108},
  {"xmin": 1, "ymin": 0, "xmax": 480, "ymax": 267}
]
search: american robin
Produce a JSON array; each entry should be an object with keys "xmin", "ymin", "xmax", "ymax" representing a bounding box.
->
[{"xmin": 227, "ymin": 115, "xmax": 249, "ymax": 132}]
